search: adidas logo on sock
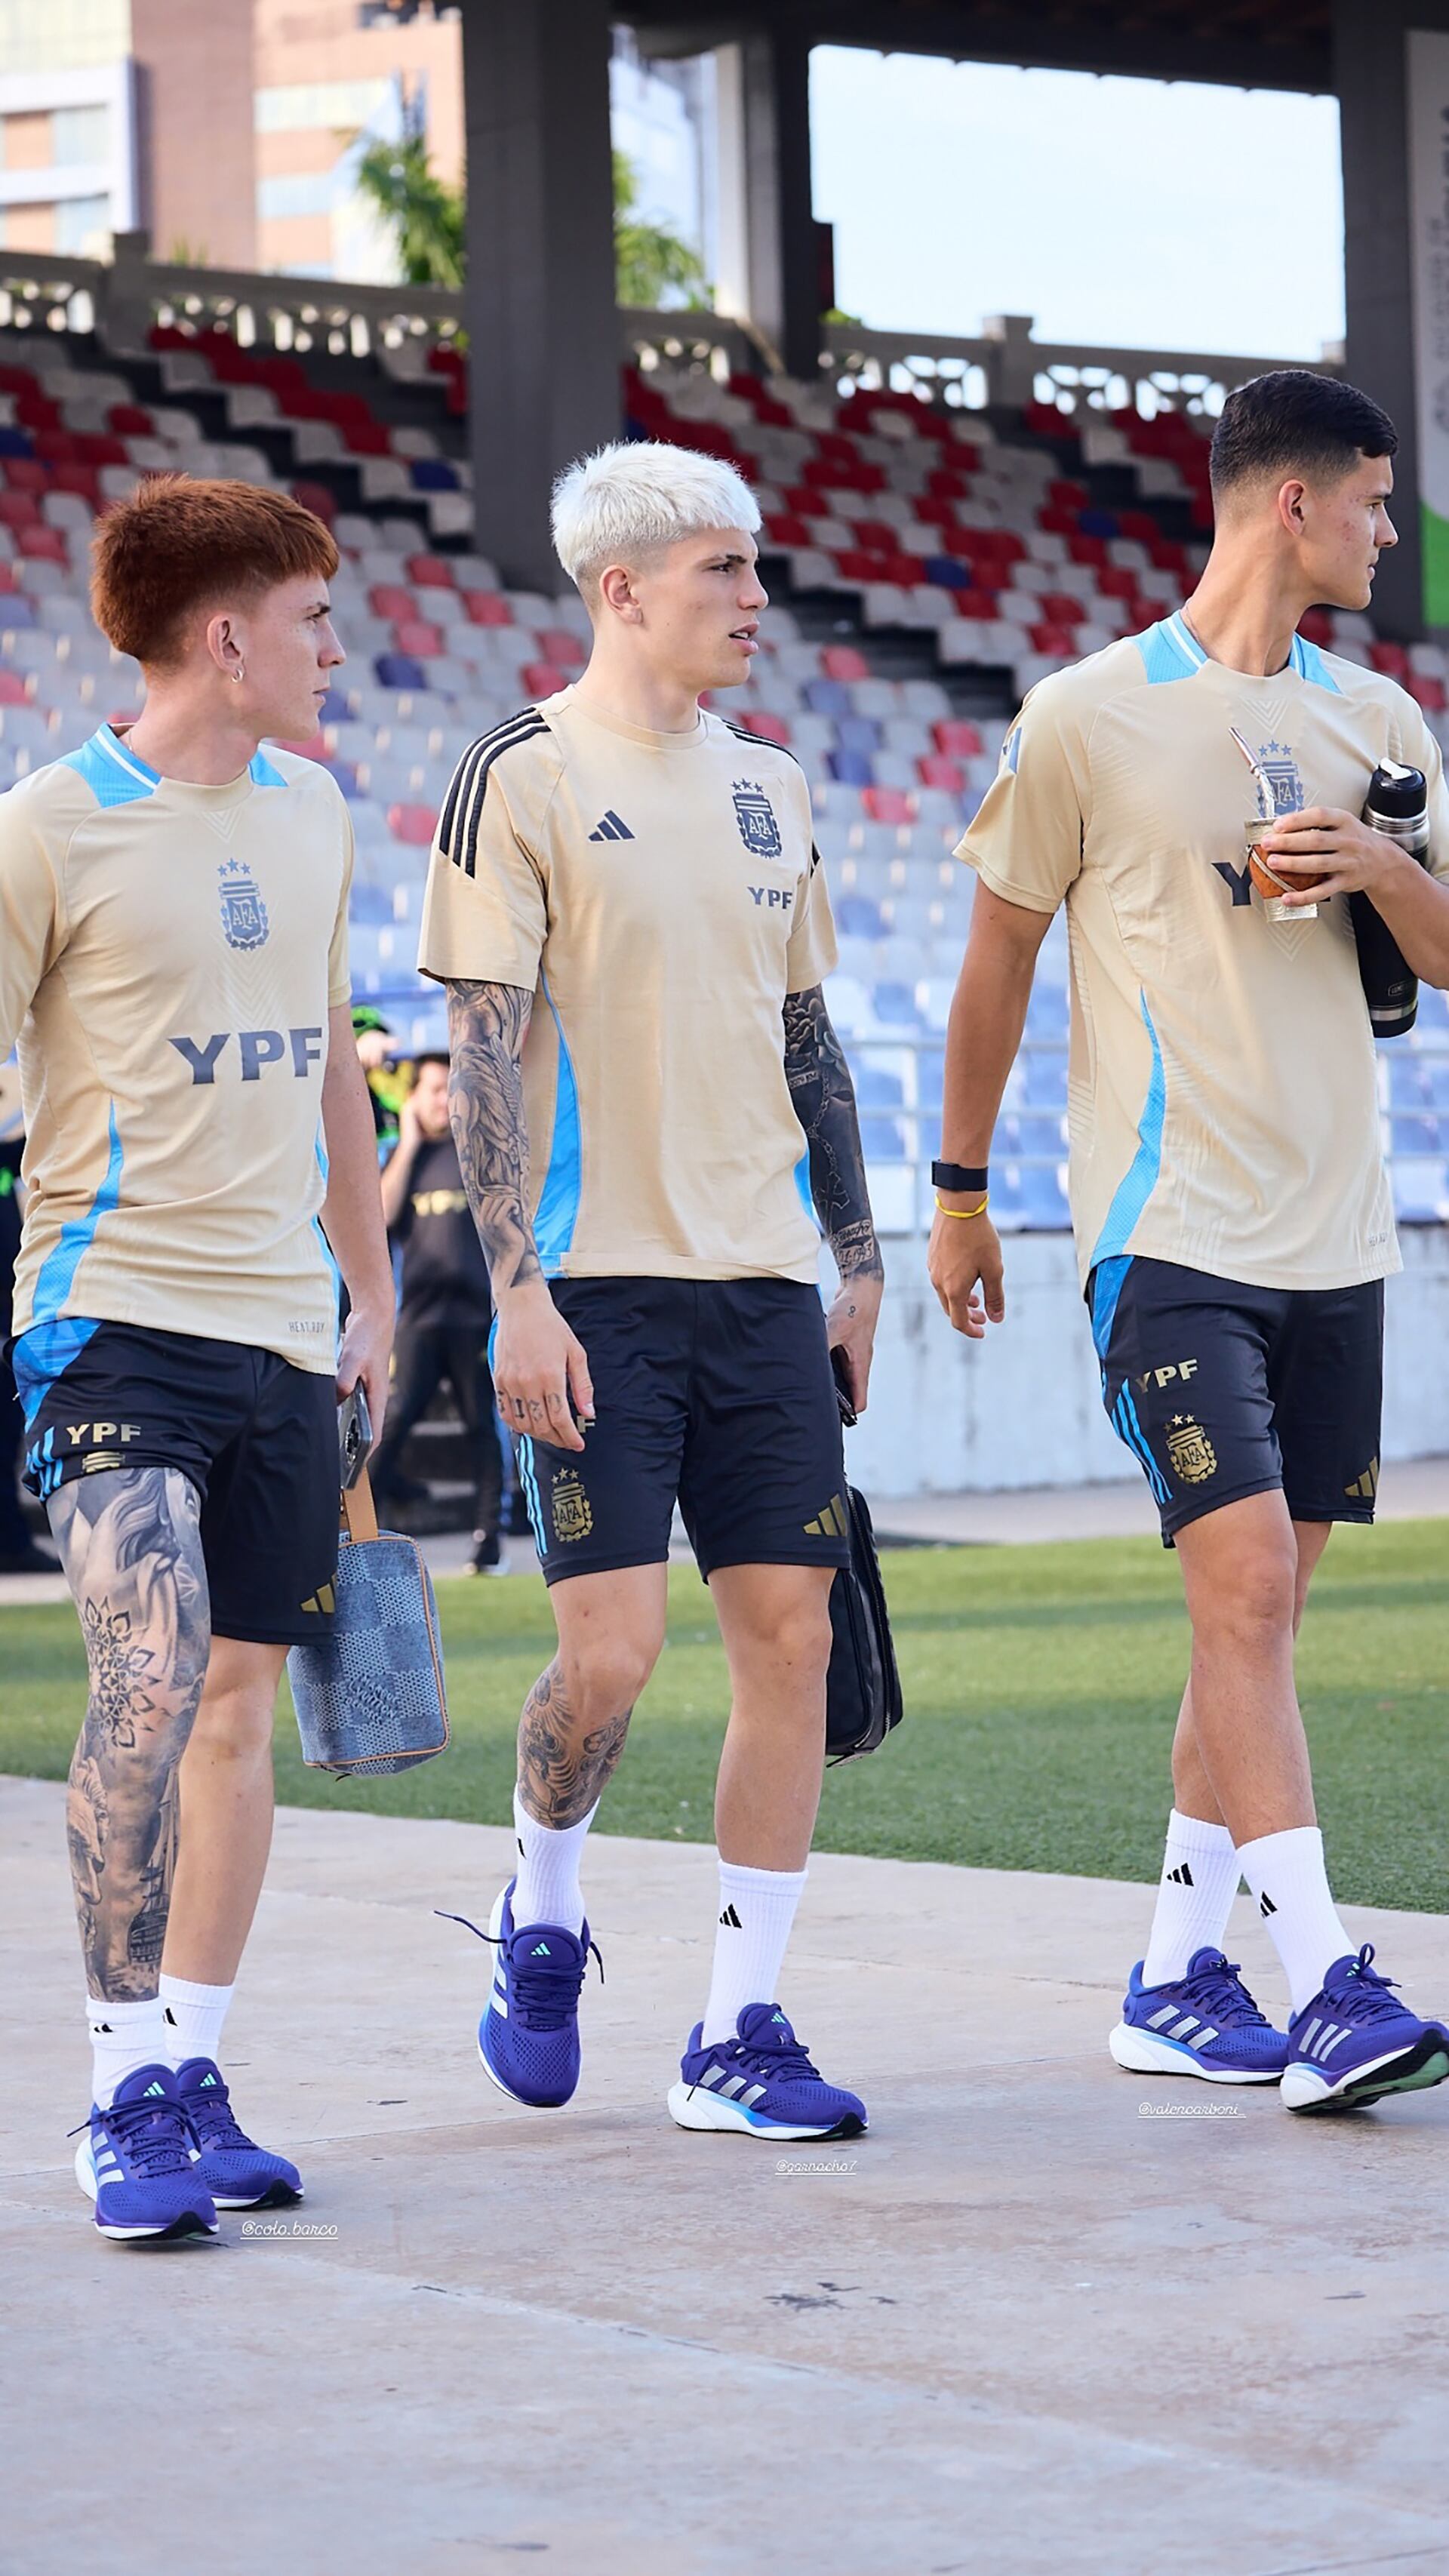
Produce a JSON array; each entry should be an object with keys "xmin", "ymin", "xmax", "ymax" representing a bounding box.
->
[
  {"xmin": 1260, "ymin": 1891, "xmax": 1278, "ymax": 1917},
  {"xmin": 587, "ymin": 809, "xmax": 633, "ymax": 842},
  {"xmin": 1166, "ymin": 1863, "xmax": 1195, "ymax": 1888},
  {"xmin": 163, "ymin": 2006, "xmax": 177, "ymax": 2024},
  {"xmin": 718, "ymin": 1904, "xmax": 743, "ymax": 1929},
  {"xmin": 530, "ymin": 1941, "xmax": 552, "ymax": 1957}
]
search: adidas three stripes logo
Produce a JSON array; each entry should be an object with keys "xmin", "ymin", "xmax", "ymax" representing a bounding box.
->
[
  {"xmin": 1166, "ymin": 1863, "xmax": 1195, "ymax": 1888},
  {"xmin": 587, "ymin": 809, "xmax": 633, "ymax": 842},
  {"xmin": 718, "ymin": 1904, "xmax": 743, "ymax": 1929}
]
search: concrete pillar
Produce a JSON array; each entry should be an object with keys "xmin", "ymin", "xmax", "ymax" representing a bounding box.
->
[
  {"xmin": 715, "ymin": 29, "xmax": 819, "ymax": 380},
  {"xmin": 460, "ymin": 0, "xmax": 620, "ymax": 592},
  {"xmin": 1334, "ymin": 0, "xmax": 1427, "ymax": 638}
]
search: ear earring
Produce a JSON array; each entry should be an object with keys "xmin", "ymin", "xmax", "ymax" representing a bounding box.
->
[{"xmin": 232, "ymin": 665, "xmax": 245, "ymax": 684}]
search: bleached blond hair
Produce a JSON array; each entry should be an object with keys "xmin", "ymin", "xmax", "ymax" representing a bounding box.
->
[{"xmin": 551, "ymin": 439, "xmax": 760, "ymax": 598}]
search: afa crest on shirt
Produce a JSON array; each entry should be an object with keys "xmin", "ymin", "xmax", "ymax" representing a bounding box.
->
[
  {"xmin": 1257, "ymin": 740, "xmax": 1306, "ymax": 816},
  {"xmin": 731, "ymin": 780, "xmax": 783, "ymax": 859},
  {"xmin": 218, "ymin": 857, "xmax": 270, "ymax": 951}
]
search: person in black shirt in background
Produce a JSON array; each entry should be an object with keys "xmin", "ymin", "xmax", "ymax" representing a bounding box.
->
[
  {"xmin": 374, "ymin": 1052, "xmax": 505, "ymax": 1572},
  {"xmin": 0, "ymin": 1073, "xmax": 57, "ymax": 1575}
]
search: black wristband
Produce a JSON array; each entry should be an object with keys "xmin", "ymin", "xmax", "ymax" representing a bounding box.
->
[{"xmin": 932, "ymin": 1160, "xmax": 989, "ymax": 1193}]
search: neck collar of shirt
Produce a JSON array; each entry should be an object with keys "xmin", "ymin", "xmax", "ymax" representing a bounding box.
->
[
  {"xmin": 1171, "ymin": 610, "xmax": 1300, "ymax": 682},
  {"xmin": 103, "ymin": 723, "xmax": 266, "ymax": 804},
  {"xmin": 555, "ymin": 683, "xmax": 710, "ymax": 752}
]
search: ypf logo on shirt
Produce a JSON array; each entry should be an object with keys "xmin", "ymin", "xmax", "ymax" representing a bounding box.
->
[
  {"xmin": 732, "ymin": 780, "xmax": 783, "ymax": 859},
  {"xmin": 218, "ymin": 857, "xmax": 270, "ymax": 952}
]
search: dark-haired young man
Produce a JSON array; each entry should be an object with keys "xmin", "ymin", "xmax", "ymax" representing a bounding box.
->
[
  {"xmin": 931, "ymin": 371, "xmax": 1449, "ymax": 2112},
  {"xmin": 373, "ymin": 1052, "xmax": 504, "ymax": 1570},
  {"xmin": 0, "ymin": 476, "xmax": 392, "ymax": 2237}
]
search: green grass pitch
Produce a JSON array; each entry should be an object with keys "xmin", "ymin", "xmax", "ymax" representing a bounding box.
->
[{"xmin": 2, "ymin": 1520, "xmax": 1445, "ymax": 1911}]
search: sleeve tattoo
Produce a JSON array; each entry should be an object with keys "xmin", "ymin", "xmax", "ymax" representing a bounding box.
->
[
  {"xmin": 783, "ymin": 983, "xmax": 884, "ymax": 1282},
  {"xmin": 445, "ymin": 978, "xmax": 540, "ymax": 1294}
]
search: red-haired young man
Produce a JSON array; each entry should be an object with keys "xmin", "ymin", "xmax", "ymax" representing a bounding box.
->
[{"xmin": 0, "ymin": 477, "xmax": 392, "ymax": 2239}]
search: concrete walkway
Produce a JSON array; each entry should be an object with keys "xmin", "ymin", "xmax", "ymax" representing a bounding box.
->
[{"xmin": 4, "ymin": 1774, "xmax": 1448, "ymax": 2575}]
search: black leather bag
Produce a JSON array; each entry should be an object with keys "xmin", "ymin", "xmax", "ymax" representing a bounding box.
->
[{"xmin": 825, "ymin": 1480, "xmax": 903, "ymax": 1763}]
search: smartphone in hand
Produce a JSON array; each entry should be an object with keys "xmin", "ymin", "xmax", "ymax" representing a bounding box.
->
[
  {"xmin": 338, "ymin": 1384, "xmax": 374, "ymax": 1489},
  {"xmin": 831, "ymin": 1343, "xmax": 858, "ymax": 1427}
]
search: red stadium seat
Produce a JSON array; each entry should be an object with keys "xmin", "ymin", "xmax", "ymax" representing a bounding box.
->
[
  {"xmin": 820, "ymin": 645, "xmax": 871, "ymax": 682},
  {"xmin": 521, "ymin": 659, "xmax": 570, "ymax": 697},
  {"xmin": 17, "ymin": 525, "xmax": 67, "ymax": 563},
  {"xmin": 392, "ymin": 620, "xmax": 444, "ymax": 657},
  {"xmin": 1029, "ymin": 622, "xmax": 1079, "ymax": 656},
  {"xmin": 463, "ymin": 591, "xmax": 513, "ymax": 626},
  {"xmin": 387, "ymin": 803, "xmax": 439, "ymax": 846},
  {"xmin": 0, "ymin": 667, "xmax": 31, "ymax": 703},
  {"xmin": 917, "ymin": 755, "xmax": 965, "ymax": 792},
  {"xmin": 536, "ymin": 626, "xmax": 586, "ymax": 666},
  {"xmin": 4, "ymin": 460, "xmax": 48, "ymax": 495},
  {"xmin": 292, "ymin": 480, "xmax": 337, "ymax": 523},
  {"xmin": 933, "ymin": 719, "xmax": 984, "ymax": 759},
  {"xmin": 737, "ymin": 710, "xmax": 792, "ymax": 746},
  {"xmin": 764, "ymin": 515, "xmax": 814, "ymax": 546},
  {"xmin": 109, "ymin": 403, "xmax": 154, "ymax": 437},
  {"xmin": 1370, "ymin": 642, "xmax": 1411, "ymax": 679},
  {"xmin": 1038, "ymin": 593, "xmax": 1087, "ymax": 625},
  {"xmin": 863, "ymin": 786, "xmax": 914, "ymax": 824},
  {"xmin": 407, "ymin": 554, "xmax": 455, "ymax": 588},
  {"xmin": 369, "ymin": 585, "xmax": 416, "ymax": 622},
  {"xmin": 1407, "ymin": 671, "xmax": 1447, "ymax": 712}
]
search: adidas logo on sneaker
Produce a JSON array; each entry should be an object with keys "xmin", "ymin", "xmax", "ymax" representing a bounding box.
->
[
  {"xmin": 531, "ymin": 1941, "xmax": 552, "ymax": 1957},
  {"xmin": 1260, "ymin": 1891, "xmax": 1278, "ymax": 1917},
  {"xmin": 1167, "ymin": 1863, "xmax": 1195, "ymax": 1887},
  {"xmin": 143, "ymin": 2080, "xmax": 167, "ymax": 2097},
  {"xmin": 587, "ymin": 809, "xmax": 633, "ymax": 842},
  {"xmin": 718, "ymin": 1904, "xmax": 743, "ymax": 1929},
  {"xmin": 200, "ymin": 2071, "xmax": 218, "ymax": 2087}
]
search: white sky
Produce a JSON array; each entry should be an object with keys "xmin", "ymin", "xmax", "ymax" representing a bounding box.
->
[{"xmin": 810, "ymin": 48, "xmax": 1346, "ymax": 360}]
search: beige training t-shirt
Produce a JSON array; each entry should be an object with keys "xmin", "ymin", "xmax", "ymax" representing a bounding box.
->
[
  {"xmin": 0, "ymin": 725, "xmax": 352, "ymax": 1374},
  {"xmin": 959, "ymin": 614, "xmax": 1449, "ymax": 1291},
  {"xmin": 417, "ymin": 685, "xmax": 837, "ymax": 1281}
]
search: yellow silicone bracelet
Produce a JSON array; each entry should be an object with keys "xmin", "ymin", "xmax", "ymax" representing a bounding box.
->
[{"xmin": 934, "ymin": 1193, "xmax": 989, "ymax": 1220}]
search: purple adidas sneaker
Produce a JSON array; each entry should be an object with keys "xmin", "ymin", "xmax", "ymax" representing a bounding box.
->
[
  {"xmin": 669, "ymin": 2004, "xmax": 867, "ymax": 2140},
  {"xmin": 1109, "ymin": 1947, "xmax": 1288, "ymax": 2084},
  {"xmin": 73, "ymin": 2063, "xmax": 218, "ymax": 2243},
  {"xmin": 1281, "ymin": 1946, "xmax": 1449, "ymax": 2112},
  {"xmin": 174, "ymin": 2058, "xmax": 303, "ymax": 2209}
]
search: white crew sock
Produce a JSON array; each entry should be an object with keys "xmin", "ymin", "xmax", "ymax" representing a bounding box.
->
[
  {"xmin": 701, "ymin": 1859, "xmax": 808, "ymax": 2048},
  {"xmin": 1141, "ymin": 1810, "xmax": 1241, "ymax": 1987},
  {"xmin": 511, "ymin": 1789, "xmax": 598, "ymax": 1937},
  {"xmin": 86, "ymin": 1994, "xmax": 170, "ymax": 2109},
  {"xmin": 1236, "ymin": 1825, "xmax": 1355, "ymax": 2017},
  {"xmin": 159, "ymin": 1972, "xmax": 235, "ymax": 2070}
]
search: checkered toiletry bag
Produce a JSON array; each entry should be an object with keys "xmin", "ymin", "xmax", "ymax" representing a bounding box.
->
[{"xmin": 288, "ymin": 1472, "xmax": 450, "ymax": 1776}]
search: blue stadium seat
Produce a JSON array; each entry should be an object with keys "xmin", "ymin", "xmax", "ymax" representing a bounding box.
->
[
  {"xmin": 835, "ymin": 714, "xmax": 881, "ymax": 756},
  {"xmin": 804, "ymin": 678, "xmax": 855, "ymax": 720},
  {"xmin": 1393, "ymin": 1159, "xmax": 1447, "ymax": 1220},
  {"xmin": 1026, "ymin": 983, "xmax": 1069, "ymax": 1038},
  {"xmin": 1020, "ymin": 1165, "xmax": 1072, "ymax": 1228},
  {"xmin": 0, "ymin": 428, "xmax": 32, "ymax": 457},
  {"xmin": 869, "ymin": 980, "xmax": 923, "ymax": 1028},
  {"xmin": 1392, "ymin": 1113, "xmax": 1441, "ymax": 1156},
  {"xmin": 1079, "ymin": 507, "xmax": 1119, "ymax": 539},
  {"xmin": 1023, "ymin": 1051, "xmax": 1068, "ymax": 1107},
  {"xmin": 852, "ymin": 1061, "xmax": 905, "ymax": 1109},
  {"xmin": 1387, "ymin": 1056, "xmax": 1432, "ymax": 1109},
  {"xmin": 925, "ymin": 557, "xmax": 972, "ymax": 589},
  {"xmin": 859, "ymin": 1113, "xmax": 909, "ymax": 1162},
  {"xmin": 411, "ymin": 458, "xmax": 460, "ymax": 491},
  {"xmin": 827, "ymin": 746, "xmax": 875, "ymax": 787},
  {"xmin": 915, "ymin": 1051, "xmax": 945, "ymax": 1110},
  {"xmin": 374, "ymin": 653, "xmax": 427, "ymax": 691},
  {"xmin": 835, "ymin": 893, "xmax": 884, "ymax": 939}
]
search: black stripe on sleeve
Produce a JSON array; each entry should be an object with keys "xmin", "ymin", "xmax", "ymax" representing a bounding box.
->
[{"xmin": 438, "ymin": 709, "xmax": 548, "ymax": 874}]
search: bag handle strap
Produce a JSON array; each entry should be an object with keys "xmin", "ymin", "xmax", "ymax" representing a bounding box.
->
[{"xmin": 341, "ymin": 1464, "xmax": 380, "ymax": 1545}]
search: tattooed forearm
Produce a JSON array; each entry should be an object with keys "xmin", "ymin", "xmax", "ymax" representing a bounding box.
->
[
  {"xmin": 782, "ymin": 983, "xmax": 884, "ymax": 1281},
  {"xmin": 517, "ymin": 1660, "xmax": 632, "ymax": 1828},
  {"xmin": 445, "ymin": 978, "xmax": 542, "ymax": 1294},
  {"xmin": 49, "ymin": 1467, "xmax": 210, "ymax": 1998}
]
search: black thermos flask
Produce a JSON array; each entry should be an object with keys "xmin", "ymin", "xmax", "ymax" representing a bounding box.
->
[{"xmin": 1352, "ymin": 760, "xmax": 1430, "ymax": 1039}]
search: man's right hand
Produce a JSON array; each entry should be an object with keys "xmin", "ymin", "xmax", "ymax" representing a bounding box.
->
[
  {"xmin": 927, "ymin": 1207, "xmax": 1005, "ymax": 1341},
  {"xmin": 492, "ymin": 1279, "xmax": 595, "ymax": 1454}
]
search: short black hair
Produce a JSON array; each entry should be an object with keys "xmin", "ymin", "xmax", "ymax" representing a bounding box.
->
[
  {"xmin": 410, "ymin": 1051, "xmax": 451, "ymax": 1075},
  {"xmin": 1210, "ymin": 370, "xmax": 1397, "ymax": 498}
]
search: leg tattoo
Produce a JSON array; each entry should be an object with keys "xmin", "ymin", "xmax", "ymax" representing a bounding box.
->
[
  {"xmin": 49, "ymin": 1467, "xmax": 211, "ymax": 1998},
  {"xmin": 518, "ymin": 1660, "xmax": 631, "ymax": 1827}
]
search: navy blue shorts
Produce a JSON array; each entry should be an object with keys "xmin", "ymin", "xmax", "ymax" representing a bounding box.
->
[
  {"xmin": 12, "ymin": 1319, "xmax": 340, "ymax": 1643},
  {"xmin": 514, "ymin": 1277, "xmax": 851, "ymax": 1587},
  {"xmin": 1086, "ymin": 1256, "xmax": 1384, "ymax": 1544}
]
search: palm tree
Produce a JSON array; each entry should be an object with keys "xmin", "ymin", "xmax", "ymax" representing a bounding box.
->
[
  {"xmin": 355, "ymin": 134, "xmax": 465, "ymax": 289},
  {"xmin": 355, "ymin": 133, "xmax": 710, "ymax": 312}
]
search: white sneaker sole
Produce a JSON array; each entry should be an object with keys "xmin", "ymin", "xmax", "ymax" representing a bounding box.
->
[
  {"xmin": 1109, "ymin": 2023, "xmax": 1283, "ymax": 2085},
  {"xmin": 1281, "ymin": 2037, "xmax": 1449, "ymax": 2112},
  {"xmin": 75, "ymin": 2137, "xmax": 218, "ymax": 2239},
  {"xmin": 666, "ymin": 2081, "xmax": 866, "ymax": 2141}
]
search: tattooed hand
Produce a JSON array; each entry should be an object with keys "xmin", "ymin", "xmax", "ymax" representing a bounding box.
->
[{"xmin": 783, "ymin": 982, "xmax": 884, "ymax": 1410}]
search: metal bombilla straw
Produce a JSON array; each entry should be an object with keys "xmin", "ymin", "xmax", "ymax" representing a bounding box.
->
[{"xmin": 1230, "ymin": 724, "xmax": 1316, "ymax": 922}]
